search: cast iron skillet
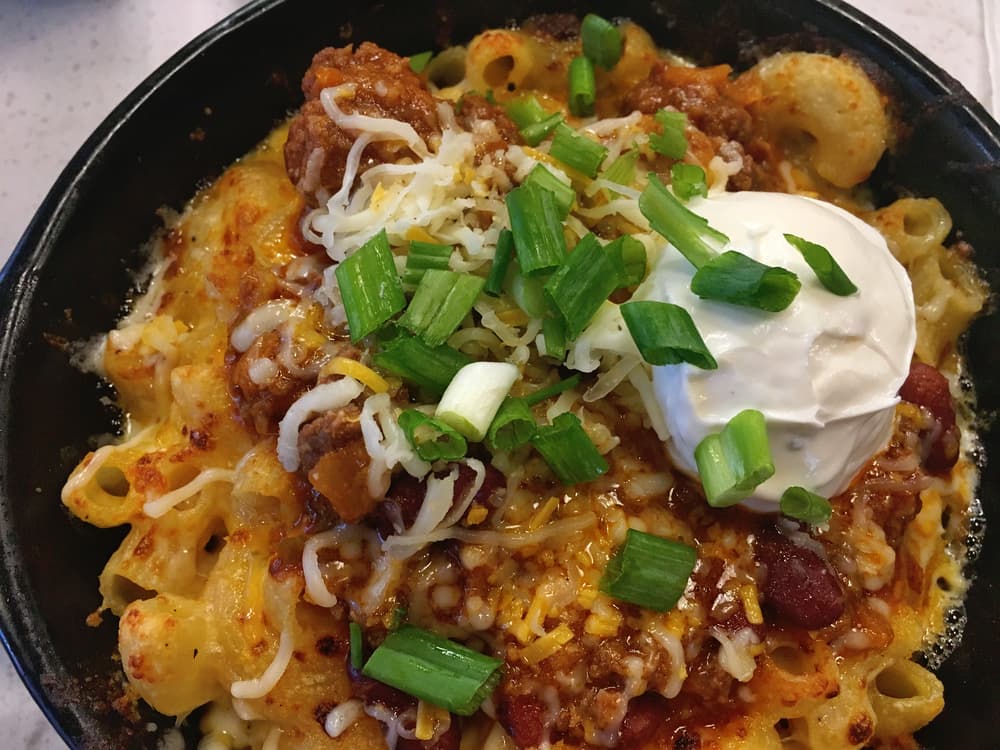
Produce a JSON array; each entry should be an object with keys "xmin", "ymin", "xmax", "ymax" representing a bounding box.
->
[{"xmin": 1, "ymin": 0, "xmax": 998, "ymax": 747}]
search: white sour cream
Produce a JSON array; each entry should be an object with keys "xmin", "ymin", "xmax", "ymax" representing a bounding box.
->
[{"xmin": 644, "ymin": 191, "xmax": 916, "ymax": 506}]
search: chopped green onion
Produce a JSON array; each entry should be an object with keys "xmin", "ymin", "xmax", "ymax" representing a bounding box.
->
[
  {"xmin": 373, "ymin": 332, "xmax": 471, "ymax": 397},
  {"xmin": 523, "ymin": 374, "xmax": 581, "ymax": 406},
  {"xmin": 606, "ymin": 235, "xmax": 647, "ymax": 287},
  {"xmin": 639, "ymin": 174, "xmax": 727, "ymax": 269},
  {"xmin": 334, "ymin": 230, "xmax": 406, "ymax": 342},
  {"xmin": 506, "ymin": 183, "xmax": 567, "ymax": 276},
  {"xmin": 510, "ymin": 263, "xmax": 550, "ymax": 318},
  {"xmin": 409, "ymin": 51, "xmax": 433, "ymax": 73},
  {"xmin": 504, "ymin": 94, "xmax": 548, "ymax": 130},
  {"xmin": 694, "ymin": 409, "xmax": 775, "ymax": 507},
  {"xmin": 780, "ymin": 486, "xmax": 833, "ymax": 526},
  {"xmin": 549, "ymin": 123, "xmax": 608, "ymax": 178},
  {"xmin": 436, "ymin": 361, "xmax": 519, "ymax": 441},
  {"xmin": 544, "ymin": 233, "xmax": 620, "ymax": 339},
  {"xmin": 398, "ymin": 269, "xmax": 485, "ymax": 346},
  {"xmin": 568, "ymin": 55, "xmax": 596, "ymax": 117},
  {"xmin": 531, "ymin": 412, "xmax": 609, "ymax": 485},
  {"xmin": 670, "ymin": 163, "xmax": 708, "ymax": 201},
  {"xmin": 521, "ymin": 112, "xmax": 564, "ymax": 147},
  {"xmin": 541, "ymin": 317, "xmax": 567, "ymax": 360},
  {"xmin": 485, "ymin": 398, "xmax": 537, "ymax": 452},
  {"xmin": 620, "ymin": 300, "xmax": 717, "ymax": 369},
  {"xmin": 783, "ymin": 233, "xmax": 858, "ymax": 296},
  {"xmin": 601, "ymin": 149, "xmax": 639, "ymax": 194},
  {"xmin": 349, "ymin": 622, "xmax": 364, "ymax": 670},
  {"xmin": 581, "ymin": 13, "xmax": 623, "ymax": 70},
  {"xmin": 649, "ymin": 110, "xmax": 688, "ymax": 159},
  {"xmin": 362, "ymin": 625, "xmax": 503, "ymax": 716},
  {"xmin": 523, "ymin": 164, "xmax": 575, "ymax": 218},
  {"xmin": 484, "ymin": 229, "xmax": 514, "ymax": 297},
  {"xmin": 403, "ymin": 241, "xmax": 452, "ymax": 285},
  {"xmin": 388, "ymin": 607, "xmax": 408, "ymax": 630},
  {"xmin": 600, "ymin": 529, "xmax": 697, "ymax": 611},
  {"xmin": 690, "ymin": 251, "xmax": 801, "ymax": 312},
  {"xmin": 398, "ymin": 409, "xmax": 468, "ymax": 461}
]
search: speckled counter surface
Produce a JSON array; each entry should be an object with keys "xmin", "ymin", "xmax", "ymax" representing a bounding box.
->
[{"xmin": 0, "ymin": 1, "xmax": 997, "ymax": 747}]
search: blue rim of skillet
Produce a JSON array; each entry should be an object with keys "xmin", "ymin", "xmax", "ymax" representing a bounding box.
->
[{"xmin": 1, "ymin": 0, "xmax": 998, "ymax": 747}]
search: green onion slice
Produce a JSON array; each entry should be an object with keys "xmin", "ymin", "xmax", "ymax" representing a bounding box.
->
[
  {"xmin": 639, "ymin": 174, "xmax": 727, "ymax": 269},
  {"xmin": 568, "ymin": 55, "xmax": 597, "ymax": 117},
  {"xmin": 649, "ymin": 110, "xmax": 688, "ymax": 159},
  {"xmin": 485, "ymin": 229, "xmax": 514, "ymax": 297},
  {"xmin": 544, "ymin": 233, "xmax": 620, "ymax": 339},
  {"xmin": 485, "ymin": 398, "xmax": 537, "ymax": 453},
  {"xmin": 531, "ymin": 412, "xmax": 609, "ymax": 485},
  {"xmin": 780, "ymin": 486, "xmax": 833, "ymax": 526},
  {"xmin": 602, "ymin": 149, "xmax": 639, "ymax": 195},
  {"xmin": 541, "ymin": 316, "xmax": 567, "ymax": 360},
  {"xmin": 409, "ymin": 51, "xmax": 433, "ymax": 73},
  {"xmin": 398, "ymin": 409, "xmax": 469, "ymax": 462},
  {"xmin": 506, "ymin": 183, "xmax": 567, "ymax": 276},
  {"xmin": 783, "ymin": 233, "xmax": 858, "ymax": 296},
  {"xmin": 620, "ymin": 300, "xmax": 717, "ymax": 369},
  {"xmin": 505, "ymin": 94, "xmax": 547, "ymax": 130},
  {"xmin": 403, "ymin": 241, "xmax": 452, "ymax": 285},
  {"xmin": 581, "ymin": 13, "xmax": 623, "ymax": 70},
  {"xmin": 436, "ymin": 361, "xmax": 519, "ymax": 441},
  {"xmin": 694, "ymin": 409, "xmax": 775, "ymax": 507},
  {"xmin": 362, "ymin": 625, "xmax": 503, "ymax": 716},
  {"xmin": 510, "ymin": 263, "xmax": 550, "ymax": 319},
  {"xmin": 523, "ymin": 164, "xmax": 575, "ymax": 218},
  {"xmin": 349, "ymin": 622, "xmax": 364, "ymax": 670},
  {"xmin": 600, "ymin": 529, "xmax": 697, "ymax": 612},
  {"xmin": 398, "ymin": 269, "xmax": 485, "ymax": 346},
  {"xmin": 670, "ymin": 162, "xmax": 708, "ymax": 201},
  {"xmin": 549, "ymin": 123, "xmax": 608, "ymax": 178},
  {"xmin": 521, "ymin": 112, "xmax": 564, "ymax": 147},
  {"xmin": 334, "ymin": 230, "xmax": 407, "ymax": 342},
  {"xmin": 373, "ymin": 331, "xmax": 471, "ymax": 397},
  {"xmin": 690, "ymin": 250, "xmax": 801, "ymax": 312},
  {"xmin": 523, "ymin": 374, "xmax": 581, "ymax": 406},
  {"xmin": 606, "ymin": 235, "xmax": 647, "ymax": 287}
]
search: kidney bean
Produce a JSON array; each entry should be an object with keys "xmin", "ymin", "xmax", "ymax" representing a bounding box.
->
[
  {"xmin": 498, "ymin": 694, "xmax": 546, "ymax": 748},
  {"xmin": 754, "ymin": 530, "xmax": 844, "ymax": 629},
  {"xmin": 620, "ymin": 692, "xmax": 668, "ymax": 746},
  {"xmin": 898, "ymin": 360, "xmax": 960, "ymax": 472}
]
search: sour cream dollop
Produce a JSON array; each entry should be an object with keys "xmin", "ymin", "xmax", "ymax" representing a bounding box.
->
[{"xmin": 644, "ymin": 191, "xmax": 916, "ymax": 507}]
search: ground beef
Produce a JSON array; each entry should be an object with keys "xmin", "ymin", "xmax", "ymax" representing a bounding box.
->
[
  {"xmin": 285, "ymin": 42, "xmax": 441, "ymax": 205},
  {"xmin": 297, "ymin": 404, "xmax": 373, "ymax": 522},
  {"xmin": 521, "ymin": 13, "xmax": 581, "ymax": 41},
  {"xmin": 456, "ymin": 93, "xmax": 523, "ymax": 154},
  {"xmin": 230, "ymin": 330, "xmax": 310, "ymax": 435}
]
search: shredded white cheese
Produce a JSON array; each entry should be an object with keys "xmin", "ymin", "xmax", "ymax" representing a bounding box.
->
[
  {"xmin": 324, "ymin": 699, "xmax": 365, "ymax": 739},
  {"xmin": 230, "ymin": 627, "xmax": 295, "ymax": 700},
  {"xmin": 142, "ymin": 467, "xmax": 236, "ymax": 518},
  {"xmin": 277, "ymin": 377, "xmax": 364, "ymax": 471}
]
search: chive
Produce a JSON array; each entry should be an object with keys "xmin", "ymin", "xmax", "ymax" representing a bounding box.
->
[
  {"xmin": 398, "ymin": 409, "xmax": 468, "ymax": 462},
  {"xmin": 523, "ymin": 164, "xmax": 575, "ymax": 218},
  {"xmin": 485, "ymin": 398, "xmax": 537, "ymax": 453},
  {"xmin": 409, "ymin": 51, "xmax": 433, "ymax": 73},
  {"xmin": 694, "ymin": 409, "xmax": 775, "ymax": 507},
  {"xmin": 404, "ymin": 241, "xmax": 452, "ymax": 285},
  {"xmin": 649, "ymin": 109, "xmax": 688, "ymax": 159},
  {"xmin": 523, "ymin": 374, "xmax": 581, "ymax": 406},
  {"xmin": 362, "ymin": 625, "xmax": 502, "ymax": 716},
  {"xmin": 531, "ymin": 412, "xmax": 608, "ymax": 485},
  {"xmin": 510, "ymin": 263, "xmax": 550, "ymax": 319},
  {"xmin": 484, "ymin": 229, "xmax": 514, "ymax": 297},
  {"xmin": 398, "ymin": 269, "xmax": 485, "ymax": 346},
  {"xmin": 601, "ymin": 149, "xmax": 639, "ymax": 194},
  {"xmin": 373, "ymin": 332, "xmax": 471, "ymax": 397},
  {"xmin": 541, "ymin": 317, "xmax": 567, "ymax": 360},
  {"xmin": 349, "ymin": 622, "xmax": 364, "ymax": 670},
  {"xmin": 436, "ymin": 361, "xmax": 520, "ymax": 441},
  {"xmin": 690, "ymin": 251, "xmax": 801, "ymax": 312},
  {"xmin": 670, "ymin": 163, "xmax": 708, "ymax": 201},
  {"xmin": 506, "ymin": 183, "xmax": 567, "ymax": 276},
  {"xmin": 620, "ymin": 300, "xmax": 717, "ymax": 369},
  {"xmin": 568, "ymin": 55, "xmax": 596, "ymax": 117},
  {"xmin": 520, "ymin": 112, "xmax": 564, "ymax": 147},
  {"xmin": 780, "ymin": 486, "xmax": 833, "ymax": 526},
  {"xmin": 606, "ymin": 235, "xmax": 647, "ymax": 287},
  {"xmin": 581, "ymin": 13, "xmax": 623, "ymax": 70},
  {"xmin": 600, "ymin": 529, "xmax": 697, "ymax": 612},
  {"xmin": 783, "ymin": 234, "xmax": 858, "ymax": 296},
  {"xmin": 549, "ymin": 123, "xmax": 608, "ymax": 178},
  {"xmin": 334, "ymin": 230, "xmax": 407, "ymax": 342},
  {"xmin": 639, "ymin": 174, "xmax": 726, "ymax": 269},
  {"xmin": 544, "ymin": 233, "xmax": 620, "ymax": 339},
  {"xmin": 504, "ymin": 94, "xmax": 547, "ymax": 130},
  {"xmin": 388, "ymin": 606, "xmax": 408, "ymax": 630}
]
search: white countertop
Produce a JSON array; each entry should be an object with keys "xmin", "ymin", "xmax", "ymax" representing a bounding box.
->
[{"xmin": 0, "ymin": 1, "xmax": 997, "ymax": 747}]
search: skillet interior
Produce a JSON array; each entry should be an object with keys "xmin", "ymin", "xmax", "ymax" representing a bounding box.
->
[{"xmin": 0, "ymin": 0, "xmax": 997, "ymax": 747}]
